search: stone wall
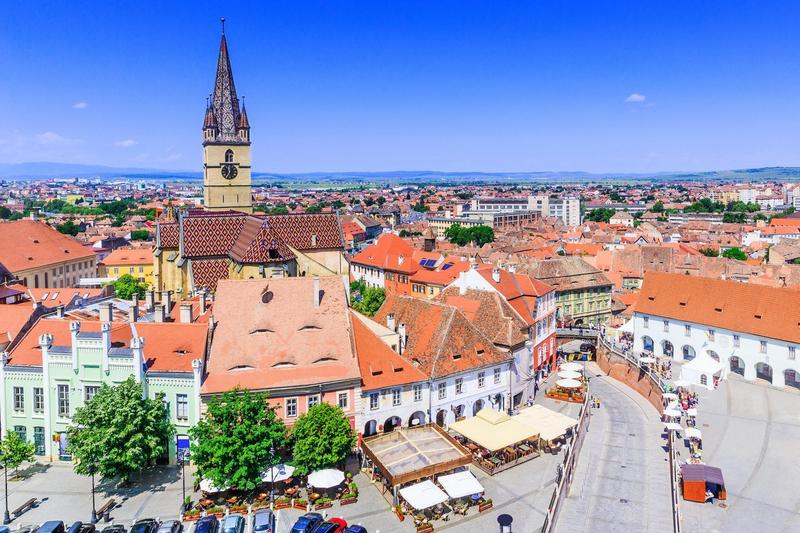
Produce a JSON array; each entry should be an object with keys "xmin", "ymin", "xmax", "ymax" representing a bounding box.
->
[{"xmin": 596, "ymin": 344, "xmax": 664, "ymax": 412}]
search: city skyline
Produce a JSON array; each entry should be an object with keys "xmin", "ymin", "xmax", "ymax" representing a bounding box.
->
[{"xmin": 2, "ymin": 1, "xmax": 800, "ymax": 173}]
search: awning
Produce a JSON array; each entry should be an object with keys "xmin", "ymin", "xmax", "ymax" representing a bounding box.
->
[
  {"xmin": 560, "ymin": 362, "xmax": 583, "ymax": 372},
  {"xmin": 664, "ymin": 422, "xmax": 683, "ymax": 431},
  {"xmin": 437, "ymin": 470, "xmax": 484, "ymax": 499},
  {"xmin": 556, "ymin": 378, "xmax": 582, "ymax": 389},
  {"xmin": 663, "ymin": 409, "xmax": 682, "ymax": 418},
  {"xmin": 449, "ymin": 408, "xmax": 538, "ymax": 452},
  {"xmin": 514, "ymin": 404, "xmax": 578, "ymax": 441},
  {"xmin": 680, "ymin": 464, "xmax": 724, "ymax": 486},
  {"xmin": 684, "ymin": 427, "xmax": 702, "ymax": 440},
  {"xmin": 399, "ymin": 480, "xmax": 449, "ymax": 510},
  {"xmin": 199, "ymin": 479, "xmax": 228, "ymax": 493},
  {"xmin": 618, "ymin": 319, "xmax": 634, "ymax": 333}
]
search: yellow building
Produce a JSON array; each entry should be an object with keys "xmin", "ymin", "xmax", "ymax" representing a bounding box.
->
[{"xmin": 98, "ymin": 247, "xmax": 155, "ymax": 286}]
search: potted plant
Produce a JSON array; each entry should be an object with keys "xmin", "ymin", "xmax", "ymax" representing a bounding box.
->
[
  {"xmin": 315, "ymin": 497, "xmax": 333, "ymax": 510},
  {"xmin": 182, "ymin": 509, "xmax": 202, "ymax": 522},
  {"xmin": 274, "ymin": 497, "xmax": 291, "ymax": 510},
  {"xmin": 230, "ymin": 503, "xmax": 248, "ymax": 513},
  {"xmin": 293, "ymin": 498, "xmax": 309, "ymax": 511},
  {"xmin": 206, "ymin": 505, "xmax": 225, "ymax": 517},
  {"xmin": 478, "ymin": 498, "xmax": 493, "ymax": 512},
  {"xmin": 416, "ymin": 524, "xmax": 434, "ymax": 533},
  {"xmin": 183, "ymin": 495, "xmax": 192, "ymax": 513},
  {"xmin": 394, "ymin": 504, "xmax": 405, "ymax": 521}
]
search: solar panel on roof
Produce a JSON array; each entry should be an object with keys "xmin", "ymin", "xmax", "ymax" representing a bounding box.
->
[{"xmin": 442, "ymin": 263, "xmax": 453, "ymax": 270}]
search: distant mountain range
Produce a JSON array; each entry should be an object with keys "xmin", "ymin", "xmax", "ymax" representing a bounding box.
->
[{"xmin": 2, "ymin": 161, "xmax": 800, "ymax": 184}]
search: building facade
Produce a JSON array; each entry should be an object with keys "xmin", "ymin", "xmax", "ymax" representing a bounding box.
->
[{"xmin": 98, "ymin": 248, "xmax": 155, "ymax": 286}]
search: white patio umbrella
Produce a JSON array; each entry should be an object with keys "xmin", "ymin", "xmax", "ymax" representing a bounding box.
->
[
  {"xmin": 558, "ymin": 370, "xmax": 582, "ymax": 380},
  {"xmin": 664, "ymin": 422, "xmax": 683, "ymax": 431},
  {"xmin": 684, "ymin": 427, "xmax": 702, "ymax": 440},
  {"xmin": 686, "ymin": 408, "xmax": 698, "ymax": 417},
  {"xmin": 663, "ymin": 408, "xmax": 682, "ymax": 418},
  {"xmin": 262, "ymin": 464, "xmax": 295, "ymax": 483},
  {"xmin": 307, "ymin": 468, "xmax": 345, "ymax": 489},
  {"xmin": 665, "ymin": 401, "xmax": 680, "ymax": 411},
  {"xmin": 560, "ymin": 362, "xmax": 583, "ymax": 372},
  {"xmin": 556, "ymin": 378, "xmax": 582, "ymax": 389},
  {"xmin": 199, "ymin": 479, "xmax": 228, "ymax": 493},
  {"xmin": 639, "ymin": 356, "xmax": 656, "ymax": 364},
  {"xmin": 662, "ymin": 392, "xmax": 679, "ymax": 401}
]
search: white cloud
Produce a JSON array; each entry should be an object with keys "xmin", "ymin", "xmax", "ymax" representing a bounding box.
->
[
  {"xmin": 114, "ymin": 139, "xmax": 138, "ymax": 148},
  {"xmin": 625, "ymin": 93, "xmax": 647, "ymax": 103},
  {"xmin": 72, "ymin": 101, "xmax": 89, "ymax": 110},
  {"xmin": 34, "ymin": 131, "xmax": 82, "ymax": 145}
]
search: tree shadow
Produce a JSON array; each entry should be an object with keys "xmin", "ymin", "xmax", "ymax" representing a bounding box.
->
[
  {"xmin": 95, "ymin": 465, "xmax": 182, "ymax": 499},
  {"xmin": 10, "ymin": 462, "xmax": 52, "ymax": 480}
]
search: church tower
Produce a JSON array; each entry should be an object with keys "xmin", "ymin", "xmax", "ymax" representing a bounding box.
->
[{"xmin": 202, "ymin": 19, "xmax": 253, "ymax": 213}]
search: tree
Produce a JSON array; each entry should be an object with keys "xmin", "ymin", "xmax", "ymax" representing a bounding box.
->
[
  {"xmin": 585, "ymin": 208, "xmax": 616, "ymax": 223},
  {"xmin": 190, "ymin": 388, "xmax": 287, "ymax": 492},
  {"xmin": 722, "ymin": 212, "xmax": 747, "ymax": 224},
  {"xmin": 290, "ymin": 403, "xmax": 355, "ymax": 476},
  {"xmin": 56, "ymin": 219, "xmax": 81, "ymax": 236},
  {"xmin": 305, "ymin": 204, "xmax": 323, "ymax": 214},
  {"xmin": 1, "ymin": 430, "xmax": 35, "ymax": 476},
  {"xmin": 698, "ymin": 247, "xmax": 718, "ymax": 257},
  {"xmin": 651, "ymin": 201, "xmax": 665, "ymax": 213},
  {"xmin": 349, "ymin": 280, "xmax": 385, "ymax": 317},
  {"xmin": 113, "ymin": 274, "xmax": 148, "ymax": 300},
  {"xmin": 722, "ymin": 247, "xmax": 747, "ymax": 261},
  {"xmin": 443, "ymin": 224, "xmax": 494, "ymax": 247},
  {"xmin": 130, "ymin": 229, "xmax": 150, "ymax": 241},
  {"xmin": 376, "ymin": 196, "xmax": 386, "ymax": 206},
  {"xmin": 411, "ymin": 202, "xmax": 428, "ymax": 213},
  {"xmin": 68, "ymin": 377, "xmax": 174, "ymax": 483},
  {"xmin": 469, "ymin": 225, "xmax": 495, "ymax": 246}
]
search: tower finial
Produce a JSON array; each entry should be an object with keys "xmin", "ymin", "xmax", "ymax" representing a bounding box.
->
[{"xmin": 221, "ymin": 17, "xmax": 226, "ymax": 35}]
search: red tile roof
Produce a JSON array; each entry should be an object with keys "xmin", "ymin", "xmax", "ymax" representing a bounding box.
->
[
  {"xmin": 0, "ymin": 220, "xmax": 95, "ymax": 272},
  {"xmin": 351, "ymin": 234, "xmax": 418, "ymax": 274}
]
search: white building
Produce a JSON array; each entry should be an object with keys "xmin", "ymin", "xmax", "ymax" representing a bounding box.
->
[
  {"xmin": 629, "ymin": 272, "xmax": 800, "ymax": 390},
  {"xmin": 468, "ymin": 195, "xmax": 580, "ymax": 226}
]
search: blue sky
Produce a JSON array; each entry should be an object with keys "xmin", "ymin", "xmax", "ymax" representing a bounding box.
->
[{"xmin": 1, "ymin": 1, "xmax": 799, "ymax": 173}]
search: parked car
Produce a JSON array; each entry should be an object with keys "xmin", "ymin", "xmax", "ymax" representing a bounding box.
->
[
  {"xmin": 344, "ymin": 526, "xmax": 367, "ymax": 533},
  {"xmin": 130, "ymin": 520, "xmax": 159, "ymax": 533},
  {"xmin": 221, "ymin": 515, "xmax": 244, "ymax": 533},
  {"xmin": 19, "ymin": 525, "xmax": 41, "ymax": 533},
  {"xmin": 100, "ymin": 526, "xmax": 127, "ymax": 533},
  {"xmin": 313, "ymin": 518, "xmax": 347, "ymax": 533},
  {"xmin": 250, "ymin": 509, "xmax": 274, "ymax": 533},
  {"xmin": 290, "ymin": 513, "xmax": 323, "ymax": 533},
  {"xmin": 193, "ymin": 516, "xmax": 219, "ymax": 533},
  {"xmin": 79, "ymin": 525, "xmax": 96, "ymax": 533},
  {"xmin": 67, "ymin": 524, "xmax": 83, "ymax": 533},
  {"xmin": 36, "ymin": 522, "xmax": 66, "ymax": 533},
  {"xmin": 156, "ymin": 522, "xmax": 182, "ymax": 533}
]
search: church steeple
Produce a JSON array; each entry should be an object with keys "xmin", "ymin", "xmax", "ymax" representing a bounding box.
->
[{"xmin": 204, "ymin": 17, "xmax": 248, "ymax": 145}]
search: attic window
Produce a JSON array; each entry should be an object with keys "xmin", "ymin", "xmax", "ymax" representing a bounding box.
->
[
  {"xmin": 249, "ymin": 328, "xmax": 273, "ymax": 335},
  {"xmin": 452, "ymin": 354, "xmax": 462, "ymax": 360},
  {"xmin": 228, "ymin": 364, "xmax": 254, "ymax": 371},
  {"xmin": 313, "ymin": 357, "xmax": 337, "ymax": 364},
  {"xmin": 754, "ymin": 314, "xmax": 762, "ymax": 320},
  {"xmin": 33, "ymin": 239, "xmax": 39, "ymax": 244},
  {"xmin": 714, "ymin": 307, "xmax": 723, "ymax": 312},
  {"xmin": 299, "ymin": 325, "xmax": 321, "ymax": 331},
  {"xmin": 393, "ymin": 367, "xmax": 404, "ymax": 373},
  {"xmin": 174, "ymin": 349, "xmax": 190, "ymax": 355},
  {"xmin": 371, "ymin": 369, "xmax": 383, "ymax": 376},
  {"xmin": 648, "ymin": 296, "xmax": 655, "ymax": 301},
  {"xmin": 272, "ymin": 361, "xmax": 297, "ymax": 368},
  {"xmin": 477, "ymin": 349, "xmax": 485, "ymax": 356},
  {"xmin": 261, "ymin": 291, "xmax": 274, "ymax": 304}
]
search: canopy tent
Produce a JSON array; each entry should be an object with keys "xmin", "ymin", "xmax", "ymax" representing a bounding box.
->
[
  {"xmin": 686, "ymin": 408, "xmax": 698, "ymax": 417},
  {"xmin": 560, "ymin": 362, "xmax": 583, "ymax": 372},
  {"xmin": 437, "ymin": 470, "xmax": 484, "ymax": 499},
  {"xmin": 199, "ymin": 479, "xmax": 228, "ymax": 493},
  {"xmin": 361, "ymin": 425, "xmax": 471, "ymax": 487},
  {"xmin": 558, "ymin": 370, "xmax": 582, "ymax": 380},
  {"xmin": 679, "ymin": 351, "xmax": 724, "ymax": 391},
  {"xmin": 663, "ymin": 409, "xmax": 682, "ymax": 418},
  {"xmin": 399, "ymin": 480, "xmax": 449, "ymax": 510},
  {"xmin": 684, "ymin": 427, "xmax": 702, "ymax": 440},
  {"xmin": 672, "ymin": 380, "xmax": 691, "ymax": 388},
  {"xmin": 664, "ymin": 422, "xmax": 683, "ymax": 431},
  {"xmin": 308, "ymin": 468, "xmax": 345, "ymax": 488},
  {"xmin": 449, "ymin": 408, "xmax": 538, "ymax": 452},
  {"xmin": 515, "ymin": 404, "xmax": 579, "ymax": 441},
  {"xmin": 639, "ymin": 356, "xmax": 656, "ymax": 364},
  {"xmin": 666, "ymin": 401, "xmax": 680, "ymax": 411},
  {"xmin": 262, "ymin": 464, "xmax": 295, "ymax": 483},
  {"xmin": 556, "ymin": 378, "xmax": 582, "ymax": 389}
]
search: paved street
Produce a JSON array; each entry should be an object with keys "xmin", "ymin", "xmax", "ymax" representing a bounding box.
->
[
  {"xmin": 678, "ymin": 374, "xmax": 800, "ymax": 533},
  {"xmin": 555, "ymin": 364, "xmax": 673, "ymax": 533}
]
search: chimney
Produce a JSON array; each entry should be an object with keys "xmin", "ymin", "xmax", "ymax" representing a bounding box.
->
[
  {"xmin": 101, "ymin": 321, "xmax": 111, "ymax": 374},
  {"xmin": 39, "ymin": 333, "xmax": 53, "ymax": 366},
  {"xmin": 313, "ymin": 277, "xmax": 321, "ymax": 307},
  {"xmin": 160, "ymin": 290, "xmax": 172, "ymax": 314},
  {"xmin": 386, "ymin": 313, "xmax": 396, "ymax": 332},
  {"xmin": 145, "ymin": 290, "xmax": 155, "ymax": 312},
  {"xmin": 55, "ymin": 305, "xmax": 65, "ymax": 319},
  {"xmin": 154, "ymin": 304, "xmax": 167, "ymax": 323},
  {"xmin": 198, "ymin": 289, "xmax": 207, "ymax": 314},
  {"xmin": 99, "ymin": 302, "xmax": 113, "ymax": 323},
  {"xmin": 180, "ymin": 303, "xmax": 193, "ymax": 324},
  {"xmin": 508, "ymin": 264, "xmax": 516, "ymax": 273},
  {"xmin": 492, "ymin": 267, "xmax": 501, "ymax": 283},
  {"xmin": 129, "ymin": 297, "xmax": 139, "ymax": 323},
  {"xmin": 131, "ymin": 336, "xmax": 144, "ymax": 386},
  {"xmin": 398, "ymin": 323, "xmax": 407, "ymax": 355}
]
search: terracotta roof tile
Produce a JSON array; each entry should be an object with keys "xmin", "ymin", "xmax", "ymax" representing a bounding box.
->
[{"xmin": 0, "ymin": 220, "xmax": 95, "ymax": 272}]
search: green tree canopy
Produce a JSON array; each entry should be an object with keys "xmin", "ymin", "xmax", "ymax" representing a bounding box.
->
[
  {"xmin": 1, "ymin": 429, "xmax": 35, "ymax": 475},
  {"xmin": 113, "ymin": 274, "xmax": 148, "ymax": 300},
  {"xmin": 698, "ymin": 247, "xmax": 719, "ymax": 257},
  {"xmin": 349, "ymin": 280, "xmax": 386, "ymax": 317},
  {"xmin": 190, "ymin": 388, "xmax": 287, "ymax": 492},
  {"xmin": 68, "ymin": 377, "xmax": 174, "ymax": 483},
  {"xmin": 722, "ymin": 212, "xmax": 747, "ymax": 224},
  {"xmin": 443, "ymin": 224, "xmax": 495, "ymax": 246},
  {"xmin": 290, "ymin": 403, "xmax": 355, "ymax": 476},
  {"xmin": 411, "ymin": 202, "xmax": 428, "ymax": 212},
  {"xmin": 56, "ymin": 219, "xmax": 81, "ymax": 236},
  {"xmin": 684, "ymin": 198, "xmax": 725, "ymax": 213},
  {"xmin": 722, "ymin": 247, "xmax": 747, "ymax": 261},
  {"xmin": 584, "ymin": 208, "xmax": 616, "ymax": 223},
  {"xmin": 651, "ymin": 201, "xmax": 665, "ymax": 213},
  {"xmin": 130, "ymin": 229, "xmax": 150, "ymax": 241}
]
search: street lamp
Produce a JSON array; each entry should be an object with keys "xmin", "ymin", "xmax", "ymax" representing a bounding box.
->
[
  {"xmin": 3, "ymin": 448, "xmax": 10, "ymax": 525},
  {"xmin": 178, "ymin": 450, "xmax": 190, "ymax": 512},
  {"xmin": 269, "ymin": 444, "xmax": 276, "ymax": 533},
  {"xmin": 90, "ymin": 466, "xmax": 98, "ymax": 524}
]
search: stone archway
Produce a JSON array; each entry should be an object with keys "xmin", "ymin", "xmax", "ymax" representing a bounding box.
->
[
  {"xmin": 682, "ymin": 345, "xmax": 696, "ymax": 361},
  {"xmin": 642, "ymin": 336, "xmax": 654, "ymax": 352},
  {"xmin": 729, "ymin": 356, "xmax": 745, "ymax": 376},
  {"xmin": 408, "ymin": 411, "xmax": 426, "ymax": 427},
  {"xmin": 756, "ymin": 362, "xmax": 773, "ymax": 383},
  {"xmin": 707, "ymin": 350, "xmax": 720, "ymax": 362},
  {"xmin": 662, "ymin": 340, "xmax": 674, "ymax": 358},
  {"xmin": 472, "ymin": 399, "xmax": 485, "ymax": 416},
  {"xmin": 784, "ymin": 369, "xmax": 800, "ymax": 389},
  {"xmin": 383, "ymin": 416, "xmax": 401, "ymax": 433},
  {"xmin": 435, "ymin": 409, "xmax": 447, "ymax": 427},
  {"xmin": 453, "ymin": 404, "xmax": 466, "ymax": 421},
  {"xmin": 364, "ymin": 420, "xmax": 378, "ymax": 438}
]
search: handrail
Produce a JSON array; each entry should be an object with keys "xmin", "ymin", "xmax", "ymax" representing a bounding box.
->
[{"xmin": 597, "ymin": 334, "xmax": 668, "ymax": 392}]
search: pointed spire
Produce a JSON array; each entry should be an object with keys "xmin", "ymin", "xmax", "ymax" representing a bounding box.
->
[
  {"xmin": 238, "ymin": 96, "xmax": 250, "ymax": 129},
  {"xmin": 210, "ymin": 21, "xmax": 242, "ymax": 142},
  {"xmin": 203, "ymin": 96, "xmax": 217, "ymax": 129}
]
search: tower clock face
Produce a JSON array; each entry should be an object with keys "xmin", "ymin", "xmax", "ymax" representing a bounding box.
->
[{"xmin": 221, "ymin": 163, "xmax": 238, "ymax": 180}]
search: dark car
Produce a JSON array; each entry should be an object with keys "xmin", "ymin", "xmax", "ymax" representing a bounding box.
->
[
  {"xmin": 313, "ymin": 520, "xmax": 346, "ymax": 533},
  {"xmin": 156, "ymin": 522, "xmax": 182, "ymax": 533},
  {"xmin": 221, "ymin": 515, "xmax": 244, "ymax": 533},
  {"xmin": 290, "ymin": 513, "xmax": 323, "ymax": 533},
  {"xmin": 100, "ymin": 526, "xmax": 127, "ymax": 533},
  {"xmin": 193, "ymin": 516, "xmax": 219, "ymax": 533},
  {"xmin": 36, "ymin": 522, "xmax": 66, "ymax": 533},
  {"xmin": 67, "ymin": 523, "xmax": 83, "ymax": 533},
  {"xmin": 130, "ymin": 520, "xmax": 159, "ymax": 533},
  {"xmin": 250, "ymin": 509, "xmax": 274, "ymax": 533},
  {"xmin": 79, "ymin": 525, "xmax": 96, "ymax": 533},
  {"xmin": 344, "ymin": 527, "xmax": 367, "ymax": 533}
]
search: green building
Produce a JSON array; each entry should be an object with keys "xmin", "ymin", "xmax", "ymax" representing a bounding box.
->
[{"xmin": 0, "ymin": 301, "xmax": 207, "ymax": 463}]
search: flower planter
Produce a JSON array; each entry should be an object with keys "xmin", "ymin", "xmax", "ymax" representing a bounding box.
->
[
  {"xmin": 293, "ymin": 500, "xmax": 309, "ymax": 511},
  {"xmin": 181, "ymin": 512, "xmax": 202, "ymax": 522},
  {"xmin": 416, "ymin": 525, "xmax": 434, "ymax": 533},
  {"xmin": 340, "ymin": 497, "xmax": 358, "ymax": 506},
  {"xmin": 315, "ymin": 501, "xmax": 333, "ymax": 510},
  {"xmin": 478, "ymin": 500, "xmax": 494, "ymax": 513},
  {"xmin": 274, "ymin": 500, "xmax": 291, "ymax": 510}
]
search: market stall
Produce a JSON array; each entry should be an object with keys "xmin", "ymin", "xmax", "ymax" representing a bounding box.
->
[
  {"xmin": 679, "ymin": 352, "xmax": 724, "ymax": 391},
  {"xmin": 680, "ymin": 464, "xmax": 726, "ymax": 503}
]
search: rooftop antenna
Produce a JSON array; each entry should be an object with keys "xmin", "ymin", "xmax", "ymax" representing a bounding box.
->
[{"xmin": 220, "ymin": 17, "xmax": 226, "ymax": 35}]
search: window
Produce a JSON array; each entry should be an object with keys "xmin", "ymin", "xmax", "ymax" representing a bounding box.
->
[
  {"xmin": 13, "ymin": 387, "xmax": 24, "ymax": 411},
  {"xmin": 789, "ymin": 346, "xmax": 796, "ymax": 361},
  {"xmin": 308, "ymin": 395, "xmax": 319, "ymax": 410},
  {"xmin": 138, "ymin": 266, "xmax": 144, "ymax": 273},
  {"xmin": 413, "ymin": 384, "xmax": 422, "ymax": 402},
  {"xmin": 176, "ymin": 394, "xmax": 189, "ymax": 420},
  {"xmin": 643, "ymin": 316, "xmax": 649, "ymax": 328},
  {"xmin": 708, "ymin": 329, "xmax": 715, "ymax": 341},
  {"xmin": 494, "ymin": 367, "xmax": 501, "ymax": 384},
  {"xmin": 286, "ymin": 398, "xmax": 298, "ymax": 418},
  {"xmin": 438, "ymin": 382, "xmax": 447, "ymax": 400},
  {"xmin": 733, "ymin": 335, "xmax": 740, "ymax": 347},
  {"xmin": 478, "ymin": 372, "xmax": 485, "ymax": 388},
  {"xmin": 225, "ymin": 149, "xmax": 234, "ymax": 163},
  {"xmin": 700, "ymin": 374, "xmax": 708, "ymax": 386},
  {"xmin": 685, "ymin": 324, "xmax": 691, "ymax": 336},
  {"xmin": 33, "ymin": 387, "xmax": 44, "ymax": 413},
  {"xmin": 760, "ymin": 341, "xmax": 767, "ymax": 354},
  {"xmin": 338, "ymin": 392, "xmax": 348, "ymax": 409},
  {"xmin": 392, "ymin": 389, "xmax": 401, "ymax": 406},
  {"xmin": 14, "ymin": 426, "xmax": 26, "ymax": 443},
  {"xmin": 58, "ymin": 384, "xmax": 70, "ymax": 417},
  {"xmin": 33, "ymin": 427, "xmax": 45, "ymax": 456},
  {"xmin": 455, "ymin": 378, "xmax": 463, "ymax": 394},
  {"xmin": 369, "ymin": 393, "xmax": 379, "ymax": 411},
  {"xmin": 663, "ymin": 320, "xmax": 669, "ymax": 332},
  {"xmin": 84, "ymin": 385, "xmax": 100, "ymax": 402}
]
